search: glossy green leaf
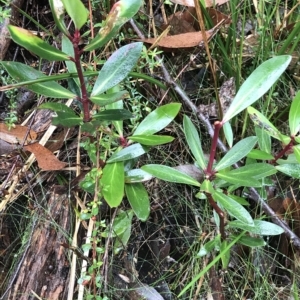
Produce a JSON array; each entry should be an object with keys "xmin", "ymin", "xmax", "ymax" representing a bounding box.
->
[
  {"xmin": 277, "ymin": 154, "xmax": 299, "ymax": 165},
  {"xmin": 228, "ymin": 194, "xmax": 250, "ymax": 206},
  {"xmin": 38, "ymin": 102, "xmax": 73, "ymax": 113},
  {"xmin": 200, "ymin": 179, "xmax": 214, "ymax": 194},
  {"xmin": 141, "ymin": 164, "xmax": 201, "ymax": 187},
  {"xmin": 52, "ymin": 111, "xmax": 82, "ymax": 127},
  {"xmin": 83, "ymin": 0, "xmax": 142, "ymax": 51},
  {"xmin": 49, "ymin": 0, "xmax": 69, "ymax": 35},
  {"xmin": 213, "ymin": 191, "xmax": 254, "ymax": 226},
  {"xmin": 255, "ymin": 127, "xmax": 271, "ymax": 154},
  {"xmin": 293, "ymin": 145, "xmax": 300, "ymax": 163},
  {"xmin": 215, "ymin": 136, "xmax": 258, "ymax": 171},
  {"xmin": 125, "ymin": 183, "xmax": 150, "ymax": 221},
  {"xmin": 93, "ymin": 109, "xmax": 132, "ymax": 121},
  {"xmin": 128, "ymin": 135, "xmax": 174, "ymax": 146},
  {"xmin": 107, "ymin": 144, "xmax": 149, "ymax": 163},
  {"xmin": 8, "ymin": 25, "xmax": 70, "ymax": 61},
  {"xmin": 62, "ymin": 35, "xmax": 80, "ymax": 87},
  {"xmin": 238, "ymin": 236, "xmax": 266, "ymax": 247},
  {"xmin": 0, "ymin": 61, "xmax": 76, "ymax": 99},
  {"xmin": 92, "ymin": 43, "xmax": 143, "ymax": 96},
  {"xmin": 247, "ymin": 149, "xmax": 274, "ymax": 160},
  {"xmin": 125, "ymin": 169, "xmax": 153, "ymax": 183},
  {"xmin": 228, "ymin": 163, "xmax": 277, "ymax": 179},
  {"xmin": 100, "ymin": 162, "xmax": 124, "ymax": 207},
  {"xmin": 276, "ymin": 163, "xmax": 300, "ymax": 179},
  {"xmin": 62, "ymin": 0, "xmax": 88, "ymax": 30},
  {"xmin": 248, "ymin": 106, "xmax": 282, "ymax": 140},
  {"xmin": 289, "ymin": 91, "xmax": 300, "ymax": 136},
  {"xmin": 102, "ymin": 210, "xmax": 132, "ymax": 237},
  {"xmin": 223, "ymin": 121, "xmax": 233, "ymax": 148},
  {"xmin": 133, "ymin": 103, "xmax": 181, "ymax": 136},
  {"xmin": 228, "ymin": 220, "xmax": 284, "ymax": 235},
  {"xmin": 222, "ymin": 56, "xmax": 291, "ymax": 122},
  {"xmin": 183, "ymin": 115, "xmax": 207, "ymax": 170},
  {"xmin": 90, "ymin": 91, "xmax": 129, "ymax": 106},
  {"xmin": 216, "ymin": 172, "xmax": 261, "ymax": 187}
]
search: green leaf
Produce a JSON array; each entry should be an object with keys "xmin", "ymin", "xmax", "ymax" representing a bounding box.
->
[
  {"xmin": 255, "ymin": 127, "xmax": 271, "ymax": 154},
  {"xmin": 293, "ymin": 145, "xmax": 300, "ymax": 164},
  {"xmin": 83, "ymin": 0, "xmax": 142, "ymax": 51},
  {"xmin": 100, "ymin": 162, "xmax": 124, "ymax": 207},
  {"xmin": 61, "ymin": 0, "xmax": 88, "ymax": 30},
  {"xmin": 197, "ymin": 235, "xmax": 221, "ymax": 257},
  {"xmin": 90, "ymin": 91, "xmax": 129, "ymax": 106},
  {"xmin": 8, "ymin": 25, "xmax": 71, "ymax": 61},
  {"xmin": 133, "ymin": 103, "xmax": 181, "ymax": 136},
  {"xmin": 52, "ymin": 111, "xmax": 83, "ymax": 127},
  {"xmin": 125, "ymin": 169, "xmax": 153, "ymax": 183},
  {"xmin": 93, "ymin": 109, "xmax": 133, "ymax": 121},
  {"xmin": 62, "ymin": 35, "xmax": 80, "ymax": 87},
  {"xmin": 141, "ymin": 164, "xmax": 201, "ymax": 187},
  {"xmin": 220, "ymin": 240, "xmax": 230, "ymax": 269},
  {"xmin": 0, "ymin": 61, "xmax": 76, "ymax": 99},
  {"xmin": 49, "ymin": 0, "xmax": 69, "ymax": 35},
  {"xmin": 183, "ymin": 115, "xmax": 207, "ymax": 170},
  {"xmin": 92, "ymin": 43, "xmax": 143, "ymax": 95},
  {"xmin": 276, "ymin": 163, "xmax": 300, "ymax": 179},
  {"xmin": 215, "ymin": 136, "xmax": 258, "ymax": 171},
  {"xmin": 289, "ymin": 91, "xmax": 300, "ymax": 136},
  {"xmin": 107, "ymin": 144, "xmax": 149, "ymax": 163},
  {"xmin": 102, "ymin": 210, "xmax": 132, "ymax": 237},
  {"xmin": 213, "ymin": 191, "xmax": 254, "ymax": 226},
  {"xmin": 222, "ymin": 55, "xmax": 291, "ymax": 122},
  {"xmin": 216, "ymin": 172, "xmax": 261, "ymax": 187},
  {"xmin": 200, "ymin": 179, "xmax": 214, "ymax": 194},
  {"xmin": 227, "ymin": 163, "xmax": 277, "ymax": 180},
  {"xmin": 223, "ymin": 121, "xmax": 233, "ymax": 148},
  {"xmin": 248, "ymin": 106, "xmax": 282, "ymax": 140},
  {"xmin": 228, "ymin": 220, "xmax": 284, "ymax": 235},
  {"xmin": 237, "ymin": 236, "xmax": 266, "ymax": 247},
  {"xmin": 128, "ymin": 135, "xmax": 174, "ymax": 146},
  {"xmin": 125, "ymin": 183, "xmax": 150, "ymax": 221},
  {"xmin": 247, "ymin": 149, "xmax": 274, "ymax": 160}
]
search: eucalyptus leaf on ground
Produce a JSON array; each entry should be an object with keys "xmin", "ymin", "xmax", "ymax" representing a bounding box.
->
[
  {"xmin": 141, "ymin": 164, "xmax": 201, "ymax": 187},
  {"xmin": 125, "ymin": 183, "xmax": 150, "ymax": 221},
  {"xmin": 133, "ymin": 103, "xmax": 181, "ymax": 135}
]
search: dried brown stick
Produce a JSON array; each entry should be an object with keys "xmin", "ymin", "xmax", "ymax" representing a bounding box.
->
[{"xmin": 129, "ymin": 19, "xmax": 300, "ymax": 248}]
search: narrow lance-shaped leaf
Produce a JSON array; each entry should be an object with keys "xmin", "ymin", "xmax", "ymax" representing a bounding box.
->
[
  {"xmin": 84, "ymin": 0, "xmax": 142, "ymax": 51},
  {"xmin": 0, "ymin": 61, "xmax": 76, "ymax": 99},
  {"xmin": 289, "ymin": 91, "xmax": 300, "ymax": 136},
  {"xmin": 183, "ymin": 115, "xmax": 207, "ymax": 170},
  {"xmin": 125, "ymin": 183, "xmax": 150, "ymax": 221},
  {"xmin": 61, "ymin": 0, "xmax": 88, "ymax": 30},
  {"xmin": 222, "ymin": 55, "xmax": 291, "ymax": 123},
  {"xmin": 276, "ymin": 164, "xmax": 300, "ymax": 179},
  {"xmin": 215, "ymin": 136, "xmax": 258, "ymax": 171},
  {"xmin": 133, "ymin": 103, "xmax": 181, "ymax": 136},
  {"xmin": 107, "ymin": 144, "xmax": 149, "ymax": 163},
  {"xmin": 141, "ymin": 164, "xmax": 201, "ymax": 187},
  {"xmin": 92, "ymin": 42, "xmax": 143, "ymax": 95},
  {"xmin": 213, "ymin": 191, "xmax": 254, "ymax": 226},
  {"xmin": 8, "ymin": 25, "xmax": 71, "ymax": 61},
  {"xmin": 128, "ymin": 135, "xmax": 174, "ymax": 146},
  {"xmin": 49, "ymin": 0, "xmax": 69, "ymax": 35}
]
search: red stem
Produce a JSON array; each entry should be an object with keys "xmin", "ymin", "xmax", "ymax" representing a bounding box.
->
[
  {"xmin": 271, "ymin": 136, "xmax": 295, "ymax": 164},
  {"xmin": 72, "ymin": 29, "xmax": 91, "ymax": 122}
]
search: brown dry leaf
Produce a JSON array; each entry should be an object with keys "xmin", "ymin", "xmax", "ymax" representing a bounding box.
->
[
  {"xmin": 170, "ymin": 0, "xmax": 229, "ymax": 7},
  {"xmin": 0, "ymin": 123, "xmax": 37, "ymax": 144},
  {"xmin": 208, "ymin": 7, "xmax": 231, "ymax": 25},
  {"xmin": 142, "ymin": 30, "xmax": 213, "ymax": 48},
  {"xmin": 24, "ymin": 143, "xmax": 66, "ymax": 170}
]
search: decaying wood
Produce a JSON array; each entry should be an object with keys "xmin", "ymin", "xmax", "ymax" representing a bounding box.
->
[{"xmin": 3, "ymin": 190, "xmax": 72, "ymax": 300}]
